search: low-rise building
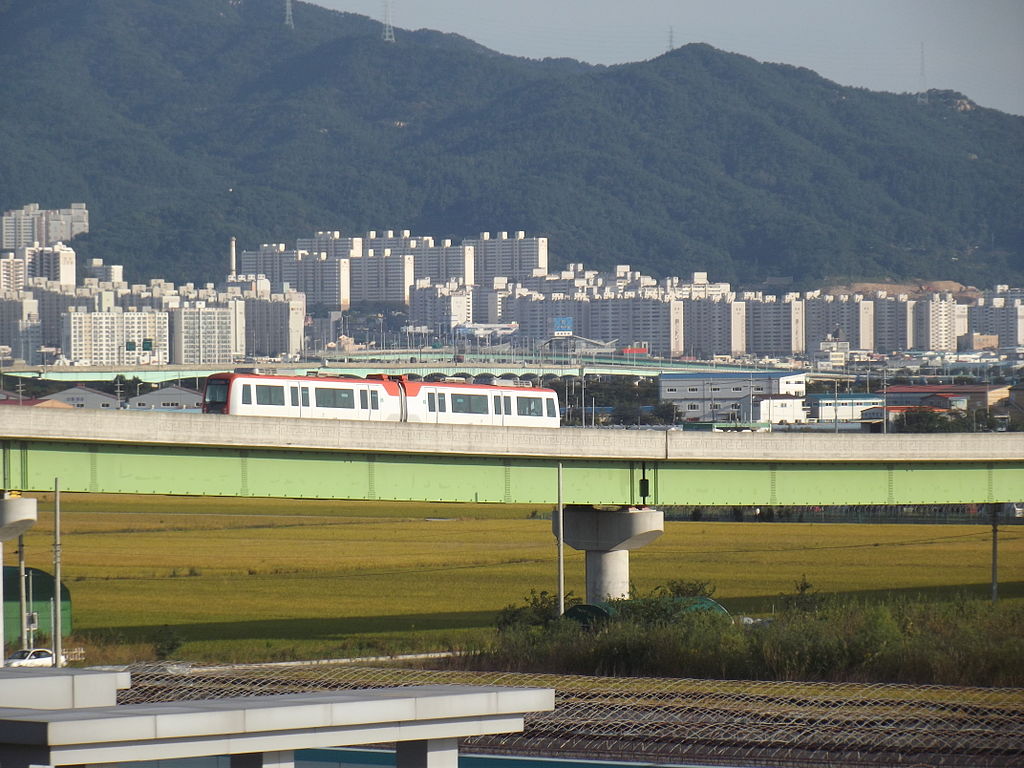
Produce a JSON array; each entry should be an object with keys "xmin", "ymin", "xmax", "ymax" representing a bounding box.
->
[
  {"xmin": 660, "ymin": 371, "xmax": 806, "ymax": 422},
  {"xmin": 42, "ymin": 384, "xmax": 120, "ymax": 409},
  {"xmin": 806, "ymin": 393, "xmax": 885, "ymax": 422},
  {"xmin": 128, "ymin": 385, "xmax": 202, "ymax": 410}
]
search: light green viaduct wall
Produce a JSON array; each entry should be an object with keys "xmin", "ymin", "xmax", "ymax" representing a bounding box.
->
[{"xmin": 2, "ymin": 410, "xmax": 1022, "ymax": 506}]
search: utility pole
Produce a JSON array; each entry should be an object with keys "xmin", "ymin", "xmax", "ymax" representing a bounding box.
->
[{"xmin": 53, "ymin": 479, "xmax": 63, "ymax": 667}]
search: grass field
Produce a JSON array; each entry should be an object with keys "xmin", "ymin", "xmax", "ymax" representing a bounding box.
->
[{"xmin": 12, "ymin": 493, "xmax": 1024, "ymax": 664}]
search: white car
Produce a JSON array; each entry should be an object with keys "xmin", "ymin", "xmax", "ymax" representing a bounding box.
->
[{"xmin": 4, "ymin": 648, "xmax": 62, "ymax": 668}]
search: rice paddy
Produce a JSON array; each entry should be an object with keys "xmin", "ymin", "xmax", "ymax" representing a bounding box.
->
[{"xmin": 13, "ymin": 493, "xmax": 1023, "ymax": 663}]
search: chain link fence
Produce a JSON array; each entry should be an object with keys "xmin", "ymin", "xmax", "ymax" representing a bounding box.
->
[{"xmin": 121, "ymin": 662, "xmax": 1024, "ymax": 767}]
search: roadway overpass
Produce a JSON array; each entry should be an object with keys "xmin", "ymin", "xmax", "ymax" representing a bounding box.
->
[{"xmin": 1, "ymin": 409, "xmax": 1020, "ymax": 506}]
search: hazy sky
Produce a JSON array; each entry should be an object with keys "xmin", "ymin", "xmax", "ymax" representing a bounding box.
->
[{"xmin": 311, "ymin": 0, "xmax": 1024, "ymax": 116}]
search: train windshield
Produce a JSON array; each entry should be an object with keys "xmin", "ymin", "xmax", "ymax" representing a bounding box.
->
[{"xmin": 204, "ymin": 380, "xmax": 229, "ymax": 411}]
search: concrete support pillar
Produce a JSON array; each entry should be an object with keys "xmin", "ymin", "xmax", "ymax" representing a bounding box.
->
[
  {"xmin": 559, "ymin": 505, "xmax": 664, "ymax": 602},
  {"xmin": 396, "ymin": 738, "xmax": 459, "ymax": 768},
  {"xmin": 585, "ymin": 549, "xmax": 630, "ymax": 603}
]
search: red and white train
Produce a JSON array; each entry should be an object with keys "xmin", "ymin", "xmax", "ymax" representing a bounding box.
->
[{"xmin": 202, "ymin": 371, "xmax": 562, "ymax": 428}]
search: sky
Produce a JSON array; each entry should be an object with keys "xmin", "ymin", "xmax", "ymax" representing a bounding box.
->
[{"xmin": 311, "ymin": 0, "xmax": 1024, "ymax": 116}]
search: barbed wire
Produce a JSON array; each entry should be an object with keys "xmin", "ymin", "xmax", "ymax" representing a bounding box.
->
[{"xmin": 121, "ymin": 662, "xmax": 1024, "ymax": 767}]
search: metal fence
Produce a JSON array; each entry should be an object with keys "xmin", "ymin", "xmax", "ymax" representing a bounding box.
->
[{"xmin": 122, "ymin": 662, "xmax": 1024, "ymax": 768}]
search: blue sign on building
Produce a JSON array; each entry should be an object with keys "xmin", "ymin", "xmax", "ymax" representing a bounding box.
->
[{"xmin": 552, "ymin": 316, "xmax": 574, "ymax": 337}]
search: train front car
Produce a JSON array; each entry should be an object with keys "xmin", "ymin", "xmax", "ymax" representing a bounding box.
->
[{"xmin": 201, "ymin": 373, "xmax": 232, "ymax": 414}]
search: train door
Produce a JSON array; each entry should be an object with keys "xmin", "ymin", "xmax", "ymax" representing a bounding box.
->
[
  {"xmin": 289, "ymin": 383, "xmax": 310, "ymax": 418},
  {"xmin": 424, "ymin": 388, "xmax": 446, "ymax": 424},
  {"xmin": 491, "ymin": 393, "xmax": 512, "ymax": 426},
  {"xmin": 358, "ymin": 386, "xmax": 382, "ymax": 420}
]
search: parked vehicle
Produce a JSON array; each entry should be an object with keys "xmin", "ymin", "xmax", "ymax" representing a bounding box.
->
[{"xmin": 4, "ymin": 648, "xmax": 63, "ymax": 667}]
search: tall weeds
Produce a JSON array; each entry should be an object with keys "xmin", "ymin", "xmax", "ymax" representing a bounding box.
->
[{"xmin": 468, "ymin": 593, "xmax": 1024, "ymax": 686}]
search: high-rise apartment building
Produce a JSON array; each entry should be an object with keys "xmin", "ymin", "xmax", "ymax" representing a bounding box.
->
[
  {"xmin": 589, "ymin": 297, "xmax": 684, "ymax": 358},
  {"xmin": 169, "ymin": 302, "xmax": 244, "ymax": 365},
  {"xmin": 872, "ymin": 293, "xmax": 915, "ymax": 353},
  {"xmin": 682, "ymin": 296, "xmax": 746, "ymax": 357},
  {"xmin": 968, "ymin": 298, "xmax": 1024, "ymax": 347},
  {"xmin": 0, "ymin": 255, "xmax": 27, "ymax": 291},
  {"xmin": 0, "ymin": 291, "xmax": 42, "ymax": 364},
  {"xmin": 745, "ymin": 295, "xmax": 805, "ymax": 356},
  {"xmin": 243, "ymin": 291, "xmax": 305, "ymax": 359},
  {"xmin": 912, "ymin": 293, "xmax": 958, "ymax": 351},
  {"xmin": 804, "ymin": 293, "xmax": 874, "ymax": 350},
  {"xmin": 61, "ymin": 307, "xmax": 169, "ymax": 366},
  {"xmin": 1, "ymin": 203, "xmax": 88, "ymax": 249},
  {"xmin": 463, "ymin": 231, "xmax": 547, "ymax": 286},
  {"xmin": 408, "ymin": 279, "xmax": 473, "ymax": 331},
  {"xmin": 348, "ymin": 249, "xmax": 415, "ymax": 305}
]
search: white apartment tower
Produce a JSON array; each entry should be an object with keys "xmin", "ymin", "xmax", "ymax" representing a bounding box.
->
[
  {"xmin": 682, "ymin": 297, "xmax": 746, "ymax": 357},
  {"xmin": 61, "ymin": 308, "xmax": 169, "ymax": 366},
  {"xmin": 804, "ymin": 294, "xmax": 874, "ymax": 351},
  {"xmin": 296, "ymin": 231, "xmax": 363, "ymax": 260},
  {"xmin": 169, "ymin": 303, "xmax": 243, "ymax": 365},
  {"xmin": 589, "ymin": 297, "xmax": 685, "ymax": 358},
  {"xmin": 873, "ymin": 293, "xmax": 915, "ymax": 353},
  {"xmin": 0, "ymin": 255, "xmax": 28, "ymax": 291},
  {"xmin": 464, "ymin": 231, "xmax": 548, "ymax": 286},
  {"xmin": 414, "ymin": 240, "xmax": 475, "ymax": 286},
  {"xmin": 348, "ymin": 249, "xmax": 415, "ymax": 305},
  {"xmin": 408, "ymin": 279, "xmax": 473, "ymax": 331},
  {"xmin": 745, "ymin": 295, "xmax": 805, "ymax": 356},
  {"xmin": 912, "ymin": 293, "xmax": 958, "ymax": 351}
]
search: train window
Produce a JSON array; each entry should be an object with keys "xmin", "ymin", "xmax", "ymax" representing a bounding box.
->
[
  {"xmin": 438, "ymin": 393, "xmax": 446, "ymax": 412},
  {"xmin": 503, "ymin": 396, "xmax": 511, "ymax": 414},
  {"xmin": 370, "ymin": 390, "xmax": 379, "ymax": 410},
  {"xmin": 242, "ymin": 384, "xmax": 252, "ymax": 405},
  {"xmin": 290, "ymin": 387, "xmax": 299, "ymax": 406},
  {"xmin": 315, "ymin": 387, "xmax": 354, "ymax": 409},
  {"xmin": 255, "ymin": 385, "xmax": 285, "ymax": 406},
  {"xmin": 451, "ymin": 394, "xmax": 488, "ymax": 414},
  {"xmin": 204, "ymin": 380, "xmax": 228, "ymax": 405},
  {"xmin": 517, "ymin": 396, "xmax": 544, "ymax": 417},
  {"xmin": 359, "ymin": 390, "xmax": 369, "ymax": 409},
  {"xmin": 301, "ymin": 388, "xmax": 309, "ymax": 407},
  {"xmin": 428, "ymin": 393, "xmax": 436, "ymax": 412},
  {"xmin": 493, "ymin": 395, "xmax": 502, "ymax": 415},
  {"xmin": 546, "ymin": 399, "xmax": 557, "ymax": 418}
]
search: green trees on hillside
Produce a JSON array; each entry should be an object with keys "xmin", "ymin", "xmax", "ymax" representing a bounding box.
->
[{"xmin": 1, "ymin": 0, "xmax": 1022, "ymax": 286}]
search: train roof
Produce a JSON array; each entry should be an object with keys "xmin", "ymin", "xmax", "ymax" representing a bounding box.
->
[{"xmin": 206, "ymin": 371, "xmax": 556, "ymax": 396}]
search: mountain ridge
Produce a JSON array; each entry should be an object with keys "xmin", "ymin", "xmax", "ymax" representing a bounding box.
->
[{"xmin": 0, "ymin": 0, "xmax": 1021, "ymax": 288}]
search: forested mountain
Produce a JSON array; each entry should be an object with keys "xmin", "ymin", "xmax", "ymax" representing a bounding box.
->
[{"xmin": 1, "ymin": 0, "xmax": 1022, "ymax": 288}]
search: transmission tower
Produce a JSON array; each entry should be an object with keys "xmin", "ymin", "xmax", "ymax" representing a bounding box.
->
[
  {"xmin": 668, "ymin": 26, "xmax": 674, "ymax": 53},
  {"xmin": 382, "ymin": 1, "xmax": 396, "ymax": 43},
  {"xmin": 916, "ymin": 42, "xmax": 928, "ymax": 104},
  {"xmin": 284, "ymin": 0, "xmax": 294, "ymax": 29}
]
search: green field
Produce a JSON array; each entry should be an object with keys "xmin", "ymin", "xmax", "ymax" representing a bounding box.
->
[{"xmin": 14, "ymin": 493, "xmax": 1024, "ymax": 664}]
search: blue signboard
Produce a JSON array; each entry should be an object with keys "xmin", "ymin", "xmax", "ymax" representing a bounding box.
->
[{"xmin": 553, "ymin": 316, "xmax": 574, "ymax": 337}]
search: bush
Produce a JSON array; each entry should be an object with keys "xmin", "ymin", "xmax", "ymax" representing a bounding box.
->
[{"xmin": 470, "ymin": 585, "xmax": 1024, "ymax": 686}]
